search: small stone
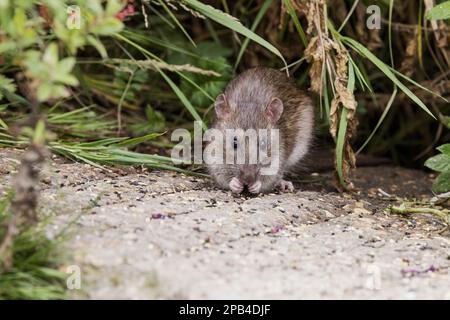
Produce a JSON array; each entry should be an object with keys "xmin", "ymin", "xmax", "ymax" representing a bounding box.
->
[{"xmin": 151, "ymin": 213, "xmax": 166, "ymax": 219}]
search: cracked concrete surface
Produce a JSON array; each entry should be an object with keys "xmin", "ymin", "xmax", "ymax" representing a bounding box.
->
[{"xmin": 1, "ymin": 147, "xmax": 449, "ymax": 299}]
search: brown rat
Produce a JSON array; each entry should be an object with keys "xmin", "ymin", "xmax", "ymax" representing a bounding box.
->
[{"xmin": 205, "ymin": 67, "xmax": 314, "ymax": 194}]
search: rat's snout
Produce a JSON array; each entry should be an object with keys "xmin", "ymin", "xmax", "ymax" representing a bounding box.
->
[
  {"xmin": 228, "ymin": 166, "xmax": 262, "ymax": 195},
  {"xmin": 238, "ymin": 166, "xmax": 262, "ymax": 194},
  {"xmin": 239, "ymin": 165, "xmax": 259, "ymax": 185}
]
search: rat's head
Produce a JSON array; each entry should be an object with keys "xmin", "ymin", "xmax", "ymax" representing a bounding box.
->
[{"xmin": 207, "ymin": 93, "xmax": 285, "ymax": 194}]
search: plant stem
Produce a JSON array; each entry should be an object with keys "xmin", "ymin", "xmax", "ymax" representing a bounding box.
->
[{"xmin": 391, "ymin": 206, "xmax": 449, "ymax": 221}]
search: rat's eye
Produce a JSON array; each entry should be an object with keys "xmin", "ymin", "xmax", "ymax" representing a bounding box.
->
[{"xmin": 233, "ymin": 136, "xmax": 238, "ymax": 149}]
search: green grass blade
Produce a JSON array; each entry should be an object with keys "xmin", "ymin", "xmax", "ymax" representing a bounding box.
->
[
  {"xmin": 157, "ymin": 0, "xmax": 196, "ymax": 47},
  {"xmin": 335, "ymin": 61, "xmax": 356, "ymax": 189},
  {"xmin": 283, "ymin": 0, "xmax": 308, "ymax": 47},
  {"xmin": 388, "ymin": 0, "xmax": 395, "ymax": 67},
  {"xmin": 234, "ymin": 0, "xmax": 273, "ymax": 70},
  {"xmin": 183, "ymin": 0, "xmax": 287, "ymax": 68},
  {"xmin": 342, "ymin": 36, "xmax": 436, "ymax": 119},
  {"xmin": 356, "ymin": 87, "xmax": 398, "ymax": 155},
  {"xmin": 114, "ymin": 33, "xmax": 206, "ymax": 128},
  {"xmin": 337, "ymin": 0, "xmax": 360, "ymax": 32},
  {"xmin": 391, "ymin": 68, "xmax": 448, "ymax": 102},
  {"xmin": 336, "ymin": 109, "xmax": 348, "ymax": 188},
  {"xmin": 348, "ymin": 55, "xmax": 371, "ymax": 92},
  {"xmin": 0, "ymin": 117, "xmax": 8, "ymax": 129},
  {"xmin": 114, "ymin": 133, "xmax": 165, "ymax": 147},
  {"xmin": 158, "ymin": 70, "xmax": 207, "ymax": 130}
]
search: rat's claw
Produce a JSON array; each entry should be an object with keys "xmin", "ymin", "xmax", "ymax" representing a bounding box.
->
[
  {"xmin": 276, "ymin": 179, "xmax": 294, "ymax": 192},
  {"xmin": 229, "ymin": 177, "xmax": 244, "ymax": 194},
  {"xmin": 248, "ymin": 180, "xmax": 262, "ymax": 194}
]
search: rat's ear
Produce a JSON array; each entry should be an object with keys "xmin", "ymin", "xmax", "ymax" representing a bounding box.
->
[
  {"xmin": 265, "ymin": 97, "xmax": 284, "ymax": 124},
  {"xmin": 214, "ymin": 94, "xmax": 231, "ymax": 120}
]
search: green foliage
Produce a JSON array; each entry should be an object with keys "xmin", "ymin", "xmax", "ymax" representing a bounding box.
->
[
  {"xmin": 425, "ymin": 108, "xmax": 450, "ymax": 194},
  {"xmin": 0, "ymin": 191, "xmax": 66, "ymax": 300},
  {"xmin": 130, "ymin": 105, "xmax": 166, "ymax": 136},
  {"xmin": 0, "ymin": 75, "xmax": 16, "ymax": 100},
  {"xmin": 0, "ymin": 0, "xmax": 125, "ymax": 102},
  {"xmin": 111, "ymin": 64, "xmax": 150, "ymax": 102},
  {"xmin": 335, "ymin": 61, "xmax": 356, "ymax": 188},
  {"xmin": 183, "ymin": 0, "xmax": 287, "ymax": 67},
  {"xmin": 426, "ymin": 1, "xmax": 450, "ymax": 20},
  {"xmin": 425, "ymin": 144, "xmax": 450, "ymax": 193},
  {"xmin": 168, "ymin": 41, "xmax": 232, "ymax": 108},
  {"xmin": 25, "ymin": 43, "xmax": 79, "ymax": 101},
  {"xmin": 341, "ymin": 36, "xmax": 435, "ymax": 119},
  {"xmin": 49, "ymin": 134, "xmax": 206, "ymax": 176}
]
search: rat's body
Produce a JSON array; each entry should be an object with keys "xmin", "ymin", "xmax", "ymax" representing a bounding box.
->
[{"xmin": 206, "ymin": 67, "xmax": 314, "ymax": 194}]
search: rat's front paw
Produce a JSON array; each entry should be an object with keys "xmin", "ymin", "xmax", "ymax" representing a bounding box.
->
[
  {"xmin": 229, "ymin": 177, "xmax": 244, "ymax": 194},
  {"xmin": 248, "ymin": 180, "xmax": 262, "ymax": 194},
  {"xmin": 276, "ymin": 179, "xmax": 295, "ymax": 192}
]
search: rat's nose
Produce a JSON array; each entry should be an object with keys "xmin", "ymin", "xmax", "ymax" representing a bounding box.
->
[{"xmin": 239, "ymin": 166, "xmax": 259, "ymax": 186}]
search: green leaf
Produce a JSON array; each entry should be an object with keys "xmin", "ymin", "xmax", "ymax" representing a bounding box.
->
[
  {"xmin": 392, "ymin": 68, "xmax": 448, "ymax": 102},
  {"xmin": 168, "ymin": 41, "xmax": 232, "ymax": 107},
  {"xmin": 113, "ymin": 33, "xmax": 208, "ymax": 128},
  {"xmin": 87, "ymin": 1, "xmax": 103, "ymax": 16},
  {"xmin": 424, "ymin": 154, "xmax": 450, "ymax": 173},
  {"xmin": 106, "ymin": 0, "xmax": 125, "ymax": 16},
  {"xmin": 37, "ymin": 83, "xmax": 68, "ymax": 102},
  {"xmin": 432, "ymin": 170, "xmax": 450, "ymax": 193},
  {"xmin": 183, "ymin": 0, "xmax": 286, "ymax": 67},
  {"xmin": 92, "ymin": 17, "xmax": 124, "ymax": 35},
  {"xmin": 0, "ymin": 117, "xmax": 8, "ymax": 130},
  {"xmin": 0, "ymin": 41, "xmax": 16, "ymax": 54},
  {"xmin": 0, "ymin": 90, "xmax": 31, "ymax": 106},
  {"xmin": 57, "ymin": 57, "xmax": 76, "ymax": 74},
  {"xmin": 87, "ymin": 35, "xmax": 108, "ymax": 58},
  {"xmin": 13, "ymin": 8, "xmax": 27, "ymax": 34},
  {"xmin": 441, "ymin": 115, "xmax": 450, "ymax": 129},
  {"xmin": 54, "ymin": 74, "xmax": 79, "ymax": 86},
  {"xmin": 37, "ymin": 83, "xmax": 53, "ymax": 102},
  {"xmin": 335, "ymin": 59, "xmax": 355, "ymax": 189},
  {"xmin": 42, "ymin": 43, "xmax": 59, "ymax": 66},
  {"xmin": 283, "ymin": 0, "xmax": 308, "ymax": 47},
  {"xmin": 0, "ymin": 75, "xmax": 16, "ymax": 100},
  {"xmin": 33, "ymin": 119, "xmax": 46, "ymax": 144},
  {"xmin": 114, "ymin": 133, "xmax": 164, "ymax": 148},
  {"xmin": 437, "ymin": 144, "xmax": 450, "ymax": 156},
  {"xmin": 426, "ymin": 1, "xmax": 450, "ymax": 20}
]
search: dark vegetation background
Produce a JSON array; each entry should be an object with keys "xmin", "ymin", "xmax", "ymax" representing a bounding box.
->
[{"xmin": 0, "ymin": 1, "xmax": 449, "ymax": 188}]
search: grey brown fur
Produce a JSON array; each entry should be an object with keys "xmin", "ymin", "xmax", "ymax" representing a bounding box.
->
[{"xmin": 206, "ymin": 67, "xmax": 314, "ymax": 194}]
